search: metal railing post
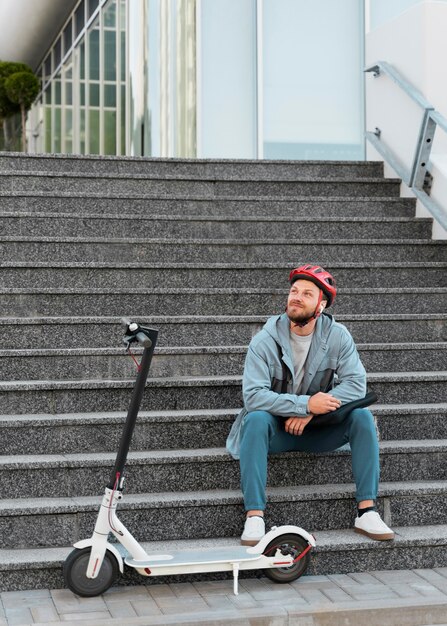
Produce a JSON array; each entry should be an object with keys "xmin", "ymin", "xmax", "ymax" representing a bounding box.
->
[{"xmin": 410, "ymin": 110, "xmax": 437, "ymax": 189}]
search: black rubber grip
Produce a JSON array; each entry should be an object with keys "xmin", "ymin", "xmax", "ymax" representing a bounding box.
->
[{"xmin": 136, "ymin": 331, "xmax": 152, "ymax": 348}]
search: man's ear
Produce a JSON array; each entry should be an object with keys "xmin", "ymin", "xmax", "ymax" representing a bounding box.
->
[{"xmin": 319, "ymin": 301, "xmax": 327, "ymax": 313}]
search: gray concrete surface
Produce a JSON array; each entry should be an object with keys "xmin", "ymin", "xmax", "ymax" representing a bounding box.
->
[{"xmin": 2, "ymin": 568, "xmax": 447, "ymax": 625}]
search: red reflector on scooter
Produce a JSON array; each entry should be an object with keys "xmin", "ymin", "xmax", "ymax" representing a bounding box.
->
[{"xmin": 144, "ymin": 567, "xmax": 151, "ymax": 575}]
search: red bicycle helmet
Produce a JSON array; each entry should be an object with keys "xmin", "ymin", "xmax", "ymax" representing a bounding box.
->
[{"xmin": 289, "ymin": 264, "xmax": 337, "ymax": 307}]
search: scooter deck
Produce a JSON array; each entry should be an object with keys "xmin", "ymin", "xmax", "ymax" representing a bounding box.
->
[{"xmin": 125, "ymin": 545, "xmax": 264, "ymax": 569}]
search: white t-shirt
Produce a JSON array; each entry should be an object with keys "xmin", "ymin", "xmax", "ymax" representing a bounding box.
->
[{"xmin": 289, "ymin": 329, "xmax": 314, "ymax": 394}]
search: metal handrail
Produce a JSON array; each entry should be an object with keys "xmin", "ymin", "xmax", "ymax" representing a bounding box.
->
[
  {"xmin": 365, "ymin": 61, "xmax": 447, "ymax": 231},
  {"xmin": 365, "ymin": 61, "xmax": 433, "ymax": 111}
]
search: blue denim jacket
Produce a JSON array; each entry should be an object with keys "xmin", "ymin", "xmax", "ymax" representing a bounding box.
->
[{"xmin": 226, "ymin": 312, "xmax": 366, "ymax": 459}]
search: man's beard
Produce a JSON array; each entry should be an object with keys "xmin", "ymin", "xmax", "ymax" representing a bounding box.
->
[{"xmin": 286, "ymin": 304, "xmax": 314, "ymax": 324}]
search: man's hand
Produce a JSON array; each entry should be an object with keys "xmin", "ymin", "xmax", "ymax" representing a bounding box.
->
[
  {"xmin": 308, "ymin": 392, "xmax": 342, "ymax": 415},
  {"xmin": 285, "ymin": 415, "xmax": 314, "ymax": 436}
]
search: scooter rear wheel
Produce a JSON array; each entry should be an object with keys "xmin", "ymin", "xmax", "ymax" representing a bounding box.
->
[
  {"xmin": 263, "ymin": 533, "xmax": 310, "ymax": 583},
  {"xmin": 63, "ymin": 547, "xmax": 120, "ymax": 597}
]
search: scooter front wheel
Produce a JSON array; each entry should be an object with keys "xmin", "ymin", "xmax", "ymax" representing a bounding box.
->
[
  {"xmin": 263, "ymin": 533, "xmax": 311, "ymax": 583},
  {"xmin": 63, "ymin": 547, "xmax": 120, "ymax": 597}
]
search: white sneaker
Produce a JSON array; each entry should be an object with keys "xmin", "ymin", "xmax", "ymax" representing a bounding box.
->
[
  {"xmin": 354, "ymin": 510, "xmax": 395, "ymax": 541},
  {"xmin": 241, "ymin": 516, "xmax": 265, "ymax": 546}
]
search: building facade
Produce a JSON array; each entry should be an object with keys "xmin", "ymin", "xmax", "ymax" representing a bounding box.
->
[
  {"xmin": 0, "ymin": 0, "xmax": 438, "ymax": 161},
  {"xmin": 28, "ymin": 0, "xmax": 127, "ymax": 156},
  {"xmin": 24, "ymin": 0, "xmax": 367, "ymax": 160}
]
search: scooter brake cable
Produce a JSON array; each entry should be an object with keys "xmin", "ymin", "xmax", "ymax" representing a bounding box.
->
[{"xmin": 127, "ymin": 347, "xmax": 142, "ymax": 372}]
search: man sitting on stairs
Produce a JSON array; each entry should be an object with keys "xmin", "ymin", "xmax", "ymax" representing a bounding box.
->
[{"xmin": 226, "ymin": 264, "xmax": 395, "ymax": 545}]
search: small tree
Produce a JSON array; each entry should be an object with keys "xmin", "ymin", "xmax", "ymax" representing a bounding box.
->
[
  {"xmin": 0, "ymin": 61, "xmax": 30, "ymax": 149},
  {"xmin": 5, "ymin": 71, "xmax": 40, "ymax": 152}
]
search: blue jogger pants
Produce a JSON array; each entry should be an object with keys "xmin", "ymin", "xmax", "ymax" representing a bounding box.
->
[{"xmin": 239, "ymin": 408, "xmax": 379, "ymax": 511}]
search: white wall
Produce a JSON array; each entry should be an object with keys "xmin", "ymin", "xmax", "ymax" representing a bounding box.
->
[
  {"xmin": 365, "ymin": 0, "xmax": 447, "ymax": 238},
  {"xmin": 367, "ymin": 0, "xmax": 426, "ymax": 31}
]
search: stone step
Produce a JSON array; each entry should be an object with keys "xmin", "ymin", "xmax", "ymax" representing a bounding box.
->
[
  {"xmin": 0, "ymin": 481, "xmax": 444, "ymax": 549},
  {"xmin": 0, "ymin": 193, "xmax": 416, "ymax": 217},
  {"xmin": 2, "ymin": 262, "xmax": 446, "ymax": 289},
  {"xmin": 0, "ymin": 371, "xmax": 444, "ymax": 415},
  {"xmin": 0, "ymin": 343, "xmax": 445, "ymax": 381},
  {"xmin": 0, "ymin": 287, "xmax": 446, "ymax": 317},
  {"xmin": 0, "ymin": 409, "xmax": 236, "ymax": 455},
  {"xmin": 0, "ymin": 150, "xmax": 442, "ymax": 592},
  {"xmin": 0, "ymin": 153, "xmax": 384, "ymax": 178},
  {"xmin": 1, "ymin": 404, "xmax": 446, "ymax": 455},
  {"xmin": 0, "ymin": 314, "xmax": 445, "ymax": 349},
  {"xmin": 0, "ymin": 213, "xmax": 432, "ymax": 240},
  {"xmin": 1, "ymin": 439, "xmax": 446, "ymax": 498},
  {"xmin": 0, "ymin": 524, "xmax": 447, "ymax": 588},
  {"xmin": 0, "ymin": 171, "xmax": 402, "ymax": 197},
  {"xmin": 2, "ymin": 237, "xmax": 446, "ymax": 263},
  {"xmin": 1, "ymin": 523, "xmax": 446, "ymax": 591}
]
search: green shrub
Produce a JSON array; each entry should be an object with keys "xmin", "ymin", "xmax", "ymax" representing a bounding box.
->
[{"xmin": 0, "ymin": 62, "xmax": 40, "ymax": 151}]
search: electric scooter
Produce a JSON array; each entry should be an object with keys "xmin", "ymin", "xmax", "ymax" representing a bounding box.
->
[{"xmin": 63, "ymin": 321, "xmax": 316, "ymax": 597}]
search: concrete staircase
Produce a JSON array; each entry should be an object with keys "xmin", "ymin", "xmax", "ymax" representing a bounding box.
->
[{"xmin": 0, "ymin": 152, "xmax": 446, "ymax": 591}]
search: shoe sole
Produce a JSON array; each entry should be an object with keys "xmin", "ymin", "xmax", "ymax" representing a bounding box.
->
[
  {"xmin": 354, "ymin": 527, "xmax": 395, "ymax": 541},
  {"xmin": 240, "ymin": 538, "xmax": 262, "ymax": 546}
]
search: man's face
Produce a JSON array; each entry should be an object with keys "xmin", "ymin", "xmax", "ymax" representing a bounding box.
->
[{"xmin": 286, "ymin": 279, "xmax": 323, "ymax": 323}]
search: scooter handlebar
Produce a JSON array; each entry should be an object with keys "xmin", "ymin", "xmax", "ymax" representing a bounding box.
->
[
  {"xmin": 122, "ymin": 318, "xmax": 153, "ymax": 348},
  {"xmin": 135, "ymin": 331, "xmax": 152, "ymax": 348}
]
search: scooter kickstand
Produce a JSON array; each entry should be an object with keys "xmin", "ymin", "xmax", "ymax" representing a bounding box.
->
[{"xmin": 232, "ymin": 563, "xmax": 239, "ymax": 595}]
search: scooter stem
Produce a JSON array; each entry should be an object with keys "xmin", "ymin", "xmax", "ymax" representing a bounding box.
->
[{"xmin": 107, "ymin": 327, "xmax": 158, "ymax": 489}]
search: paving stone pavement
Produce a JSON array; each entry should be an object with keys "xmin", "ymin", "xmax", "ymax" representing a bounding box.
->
[{"xmin": 2, "ymin": 568, "xmax": 447, "ymax": 625}]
